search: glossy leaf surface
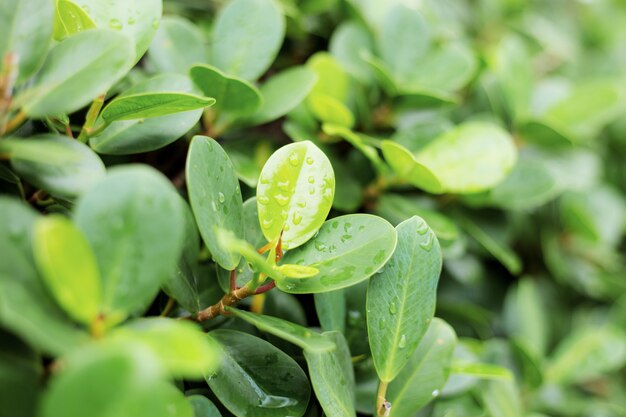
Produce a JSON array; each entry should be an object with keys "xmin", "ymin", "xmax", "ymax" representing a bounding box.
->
[
  {"xmin": 101, "ymin": 92, "xmax": 214, "ymax": 122},
  {"xmin": 279, "ymin": 214, "xmax": 397, "ymax": 293},
  {"xmin": 257, "ymin": 140, "xmax": 334, "ymax": 250},
  {"xmin": 74, "ymin": 166, "xmax": 185, "ymax": 317},
  {"xmin": 33, "ymin": 215, "xmax": 101, "ymax": 325},
  {"xmin": 207, "ymin": 330, "xmax": 310, "ymax": 417},
  {"xmin": 367, "ymin": 216, "xmax": 442, "ymax": 382},
  {"xmin": 148, "ymin": 16, "xmax": 208, "ymax": 74},
  {"xmin": 187, "ymin": 136, "xmax": 244, "ymax": 270},
  {"xmin": 381, "ymin": 141, "xmax": 443, "ymax": 194}
]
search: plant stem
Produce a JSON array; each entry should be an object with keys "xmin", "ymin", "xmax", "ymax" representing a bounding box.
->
[
  {"xmin": 195, "ymin": 283, "xmax": 254, "ymax": 321},
  {"xmin": 77, "ymin": 95, "xmax": 105, "ymax": 143},
  {"xmin": 3, "ymin": 110, "xmax": 26, "ymax": 135},
  {"xmin": 160, "ymin": 297, "xmax": 176, "ymax": 317},
  {"xmin": 376, "ymin": 380, "xmax": 391, "ymax": 417}
]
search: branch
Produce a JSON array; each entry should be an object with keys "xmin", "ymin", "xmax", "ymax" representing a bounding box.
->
[{"xmin": 376, "ymin": 381, "xmax": 391, "ymax": 417}]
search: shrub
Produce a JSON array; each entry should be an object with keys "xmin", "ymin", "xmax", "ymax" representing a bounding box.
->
[{"xmin": 1, "ymin": 0, "xmax": 626, "ymax": 417}]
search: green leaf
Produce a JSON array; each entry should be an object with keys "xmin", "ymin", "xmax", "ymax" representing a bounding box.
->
[
  {"xmin": 257, "ymin": 140, "xmax": 334, "ymax": 250},
  {"xmin": 279, "ymin": 214, "xmax": 397, "ymax": 293},
  {"xmin": 275, "ymin": 264, "xmax": 319, "ymax": 278},
  {"xmin": 546, "ymin": 326, "xmax": 626, "ymax": 384},
  {"xmin": 225, "ymin": 307, "xmax": 335, "ymax": 352},
  {"xmin": 503, "ymin": 278, "xmax": 548, "ymax": 358},
  {"xmin": 189, "ymin": 64, "xmax": 262, "ymax": 115},
  {"xmin": 329, "ymin": 21, "xmax": 374, "ymax": 84},
  {"xmin": 16, "ymin": 29, "xmax": 134, "ymax": 118},
  {"xmin": 449, "ymin": 362, "xmax": 514, "ymax": 381},
  {"xmin": 308, "ymin": 94, "xmax": 355, "ymax": 128},
  {"xmin": 304, "ymin": 331, "xmax": 356, "ymax": 417},
  {"xmin": 187, "ymin": 136, "xmax": 244, "ymax": 270},
  {"xmin": 322, "ymin": 125, "xmax": 387, "ymax": 175},
  {"xmin": 381, "ymin": 141, "xmax": 443, "ymax": 194},
  {"xmin": 246, "ymin": 67, "xmax": 318, "ymax": 125},
  {"xmin": 1, "ymin": 135, "xmax": 105, "ymax": 197},
  {"xmin": 386, "ymin": 319, "xmax": 457, "ymax": 417},
  {"xmin": 111, "ymin": 318, "xmax": 220, "ymax": 379},
  {"xmin": 163, "ymin": 200, "xmax": 202, "ymax": 314},
  {"xmin": 481, "ymin": 380, "xmax": 522, "ymax": 417},
  {"xmin": 377, "ymin": 4, "xmax": 430, "ymax": 84},
  {"xmin": 53, "ymin": 0, "xmax": 96, "ymax": 40},
  {"xmin": 188, "ymin": 396, "xmax": 222, "ymax": 417},
  {"xmin": 307, "ymin": 53, "xmax": 350, "ymax": 103},
  {"xmin": 90, "ymin": 74, "xmax": 204, "ymax": 155},
  {"xmin": 207, "ymin": 330, "xmax": 310, "ymax": 417},
  {"xmin": 211, "ymin": 0, "xmax": 285, "ymax": 81},
  {"xmin": 314, "ymin": 289, "xmax": 346, "ymax": 332},
  {"xmin": 75, "ymin": 165, "xmax": 185, "ymax": 317},
  {"xmin": 101, "ymin": 92, "xmax": 214, "ymax": 122},
  {"xmin": 415, "ymin": 122, "xmax": 518, "ymax": 194},
  {"xmin": 147, "ymin": 16, "xmax": 208, "ymax": 74},
  {"xmin": 0, "ymin": 0, "xmax": 54, "ymax": 83},
  {"xmin": 367, "ymin": 216, "xmax": 442, "ymax": 382},
  {"xmin": 75, "ymin": 0, "xmax": 162, "ymax": 62},
  {"xmin": 40, "ymin": 342, "xmax": 193, "ymax": 417},
  {"xmin": 215, "ymin": 228, "xmax": 283, "ymax": 281},
  {"xmin": 33, "ymin": 215, "xmax": 102, "ymax": 325},
  {"xmin": 0, "ymin": 197, "xmax": 38, "ymax": 284}
]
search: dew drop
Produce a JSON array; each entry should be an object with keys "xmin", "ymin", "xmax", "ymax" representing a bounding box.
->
[
  {"xmin": 262, "ymin": 218, "xmax": 273, "ymax": 229},
  {"xmin": 277, "ymin": 180, "xmax": 290, "ymax": 191},
  {"xmin": 127, "ymin": 17, "xmax": 136, "ymax": 25},
  {"xmin": 341, "ymin": 234, "xmax": 352, "ymax": 242},
  {"xmin": 283, "ymin": 224, "xmax": 290, "ymax": 231},
  {"xmin": 389, "ymin": 302, "xmax": 397, "ymax": 315},
  {"xmin": 398, "ymin": 334, "xmax": 407, "ymax": 348},
  {"xmin": 378, "ymin": 319, "xmax": 385, "ymax": 329},
  {"xmin": 432, "ymin": 389, "xmax": 440, "ymax": 397},
  {"xmin": 218, "ymin": 192, "xmax": 225, "ymax": 203},
  {"xmin": 306, "ymin": 156, "xmax": 314, "ymax": 165},
  {"xmin": 152, "ymin": 18, "xmax": 160, "ymax": 29},
  {"xmin": 108, "ymin": 18, "xmax": 123, "ymax": 30},
  {"xmin": 359, "ymin": 225, "xmax": 365, "ymax": 232},
  {"xmin": 331, "ymin": 221, "xmax": 339, "ymax": 229},
  {"xmin": 308, "ymin": 186, "xmax": 315, "ymax": 195},
  {"xmin": 260, "ymin": 176, "xmax": 269, "ymax": 184},
  {"xmin": 416, "ymin": 221, "xmax": 429, "ymax": 235},
  {"xmin": 314, "ymin": 241, "xmax": 327, "ymax": 252},
  {"xmin": 289, "ymin": 153, "xmax": 300, "ymax": 166},
  {"xmin": 258, "ymin": 195, "xmax": 270, "ymax": 205},
  {"xmin": 420, "ymin": 234, "xmax": 434, "ymax": 251},
  {"xmin": 296, "ymin": 200, "xmax": 306, "ymax": 208},
  {"xmin": 275, "ymin": 194, "xmax": 289, "ymax": 206},
  {"xmin": 293, "ymin": 212, "xmax": 303, "ymax": 225},
  {"xmin": 308, "ymin": 176, "xmax": 315, "ymax": 184},
  {"xmin": 211, "ymin": 202, "xmax": 217, "ymax": 212}
]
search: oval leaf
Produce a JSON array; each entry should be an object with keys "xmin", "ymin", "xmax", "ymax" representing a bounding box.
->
[
  {"xmin": 211, "ymin": 0, "xmax": 285, "ymax": 81},
  {"xmin": 190, "ymin": 64, "xmax": 262, "ymax": 115},
  {"xmin": 415, "ymin": 122, "xmax": 518, "ymax": 194},
  {"xmin": 101, "ymin": 92, "xmax": 215, "ymax": 122},
  {"xmin": 147, "ymin": 16, "xmax": 208, "ymax": 74},
  {"xmin": 381, "ymin": 141, "xmax": 443, "ymax": 194},
  {"xmin": 257, "ymin": 140, "xmax": 335, "ymax": 250},
  {"xmin": 187, "ymin": 136, "xmax": 244, "ymax": 270},
  {"xmin": 0, "ymin": 0, "xmax": 54, "ymax": 83},
  {"xmin": 207, "ymin": 330, "xmax": 310, "ymax": 417},
  {"xmin": 75, "ymin": 165, "xmax": 185, "ymax": 317},
  {"xmin": 16, "ymin": 29, "xmax": 134, "ymax": 118},
  {"xmin": 367, "ymin": 216, "xmax": 443, "ymax": 382},
  {"xmin": 33, "ymin": 215, "xmax": 102, "ymax": 325},
  {"xmin": 90, "ymin": 74, "xmax": 204, "ymax": 155},
  {"xmin": 53, "ymin": 0, "xmax": 96, "ymax": 40},
  {"xmin": 279, "ymin": 214, "xmax": 397, "ymax": 293},
  {"xmin": 1, "ymin": 135, "xmax": 105, "ymax": 197}
]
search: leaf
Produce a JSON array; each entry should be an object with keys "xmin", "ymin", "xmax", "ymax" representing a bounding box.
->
[
  {"xmin": 274, "ymin": 264, "xmax": 319, "ymax": 278},
  {"xmin": 90, "ymin": 74, "xmax": 204, "ymax": 155},
  {"xmin": 449, "ymin": 362, "xmax": 514, "ymax": 381},
  {"xmin": 304, "ymin": 331, "xmax": 356, "ymax": 417},
  {"xmin": 546, "ymin": 326, "xmax": 626, "ymax": 384},
  {"xmin": 329, "ymin": 21, "xmax": 374, "ymax": 84},
  {"xmin": 16, "ymin": 29, "xmax": 134, "ymax": 118},
  {"xmin": 187, "ymin": 136, "xmax": 244, "ymax": 270},
  {"xmin": 163, "ymin": 200, "xmax": 201, "ymax": 314},
  {"xmin": 367, "ymin": 216, "xmax": 443, "ymax": 382},
  {"xmin": 386, "ymin": 319, "xmax": 457, "ymax": 417},
  {"xmin": 278, "ymin": 214, "xmax": 397, "ymax": 293},
  {"xmin": 322, "ymin": 125, "xmax": 387, "ymax": 174},
  {"xmin": 100, "ymin": 92, "xmax": 214, "ymax": 122},
  {"xmin": 307, "ymin": 53, "xmax": 350, "ymax": 102},
  {"xmin": 503, "ymin": 278, "xmax": 548, "ymax": 358},
  {"xmin": 75, "ymin": 0, "xmax": 162, "ymax": 62},
  {"xmin": 381, "ymin": 141, "xmax": 443, "ymax": 194},
  {"xmin": 415, "ymin": 122, "xmax": 518, "ymax": 194},
  {"xmin": 211, "ymin": 0, "xmax": 285, "ymax": 81},
  {"xmin": 1, "ymin": 135, "xmax": 105, "ymax": 197},
  {"xmin": 377, "ymin": 4, "xmax": 430, "ymax": 84},
  {"xmin": 207, "ymin": 330, "xmax": 310, "ymax": 417},
  {"xmin": 111, "ymin": 318, "xmax": 220, "ymax": 379},
  {"xmin": 189, "ymin": 64, "xmax": 262, "ymax": 115},
  {"xmin": 33, "ymin": 215, "xmax": 102, "ymax": 325},
  {"xmin": 308, "ymin": 94, "xmax": 355, "ymax": 128},
  {"xmin": 257, "ymin": 140, "xmax": 335, "ymax": 250},
  {"xmin": 187, "ymin": 396, "xmax": 222, "ymax": 417},
  {"xmin": 246, "ymin": 67, "xmax": 318, "ymax": 125},
  {"xmin": 225, "ymin": 307, "xmax": 335, "ymax": 352},
  {"xmin": 53, "ymin": 0, "xmax": 96, "ymax": 40},
  {"xmin": 0, "ymin": 0, "xmax": 54, "ymax": 83},
  {"xmin": 147, "ymin": 16, "xmax": 208, "ymax": 74},
  {"xmin": 481, "ymin": 380, "xmax": 522, "ymax": 417},
  {"xmin": 314, "ymin": 289, "xmax": 346, "ymax": 332},
  {"xmin": 74, "ymin": 165, "xmax": 185, "ymax": 318},
  {"xmin": 0, "ymin": 197, "xmax": 39, "ymax": 283},
  {"xmin": 215, "ymin": 228, "xmax": 283, "ymax": 281},
  {"xmin": 40, "ymin": 342, "xmax": 194, "ymax": 417}
]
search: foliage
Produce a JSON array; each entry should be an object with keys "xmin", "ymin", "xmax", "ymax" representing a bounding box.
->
[{"xmin": 1, "ymin": 0, "xmax": 626, "ymax": 417}]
